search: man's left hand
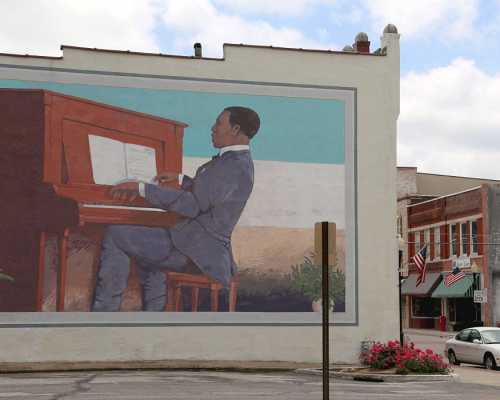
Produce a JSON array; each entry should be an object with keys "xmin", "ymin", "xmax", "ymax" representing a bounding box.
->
[{"xmin": 108, "ymin": 181, "xmax": 140, "ymax": 202}]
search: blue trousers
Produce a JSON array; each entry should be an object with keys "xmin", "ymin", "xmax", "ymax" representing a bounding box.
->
[{"xmin": 91, "ymin": 225, "xmax": 189, "ymax": 312}]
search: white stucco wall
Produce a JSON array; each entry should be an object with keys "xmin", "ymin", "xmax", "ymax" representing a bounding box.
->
[{"xmin": 0, "ymin": 30, "xmax": 400, "ymax": 365}]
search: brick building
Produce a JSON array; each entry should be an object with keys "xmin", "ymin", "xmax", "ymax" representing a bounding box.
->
[
  {"xmin": 397, "ymin": 168, "xmax": 500, "ymax": 331},
  {"xmin": 403, "ymin": 185, "xmax": 500, "ymax": 331}
]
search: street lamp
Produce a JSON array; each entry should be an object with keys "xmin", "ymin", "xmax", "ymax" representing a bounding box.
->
[{"xmin": 470, "ymin": 262, "xmax": 481, "ymax": 323}]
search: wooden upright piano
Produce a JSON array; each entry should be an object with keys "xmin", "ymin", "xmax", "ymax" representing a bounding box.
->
[{"xmin": 0, "ymin": 89, "xmax": 186, "ymax": 311}]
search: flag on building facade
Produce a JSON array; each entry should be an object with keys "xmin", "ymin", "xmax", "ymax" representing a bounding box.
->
[
  {"xmin": 444, "ymin": 266, "xmax": 466, "ymax": 287},
  {"xmin": 413, "ymin": 245, "xmax": 427, "ymax": 287}
]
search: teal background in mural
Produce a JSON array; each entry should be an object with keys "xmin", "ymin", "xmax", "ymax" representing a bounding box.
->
[{"xmin": 0, "ymin": 80, "xmax": 345, "ymax": 164}]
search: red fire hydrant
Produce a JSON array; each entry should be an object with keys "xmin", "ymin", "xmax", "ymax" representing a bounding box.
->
[{"xmin": 439, "ymin": 315, "xmax": 446, "ymax": 332}]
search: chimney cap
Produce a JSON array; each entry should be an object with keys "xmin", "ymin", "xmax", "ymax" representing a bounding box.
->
[
  {"xmin": 383, "ymin": 24, "xmax": 398, "ymax": 34},
  {"xmin": 355, "ymin": 32, "xmax": 369, "ymax": 42}
]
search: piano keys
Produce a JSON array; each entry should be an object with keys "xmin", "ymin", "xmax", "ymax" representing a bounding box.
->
[{"xmin": 0, "ymin": 89, "xmax": 186, "ymax": 311}]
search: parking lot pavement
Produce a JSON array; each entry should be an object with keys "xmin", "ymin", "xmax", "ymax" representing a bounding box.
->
[
  {"xmin": 0, "ymin": 370, "xmax": 499, "ymax": 400},
  {"xmin": 453, "ymin": 364, "xmax": 500, "ymax": 387},
  {"xmin": 405, "ymin": 329, "xmax": 500, "ymax": 387}
]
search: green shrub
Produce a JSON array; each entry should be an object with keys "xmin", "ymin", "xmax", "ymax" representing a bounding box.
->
[{"xmin": 290, "ymin": 255, "xmax": 345, "ymax": 304}]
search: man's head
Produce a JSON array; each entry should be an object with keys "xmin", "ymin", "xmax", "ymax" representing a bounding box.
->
[{"xmin": 211, "ymin": 106, "xmax": 260, "ymax": 148}]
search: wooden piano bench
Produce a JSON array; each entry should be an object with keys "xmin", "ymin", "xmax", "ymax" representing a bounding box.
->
[{"xmin": 165, "ymin": 272, "xmax": 239, "ymax": 312}]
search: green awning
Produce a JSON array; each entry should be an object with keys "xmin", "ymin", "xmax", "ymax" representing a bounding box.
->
[
  {"xmin": 431, "ymin": 275, "xmax": 474, "ymax": 298},
  {"xmin": 401, "ymin": 272, "xmax": 442, "ymax": 296}
]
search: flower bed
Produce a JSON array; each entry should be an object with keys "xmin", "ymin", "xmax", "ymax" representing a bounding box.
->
[{"xmin": 360, "ymin": 340, "xmax": 450, "ymax": 375}]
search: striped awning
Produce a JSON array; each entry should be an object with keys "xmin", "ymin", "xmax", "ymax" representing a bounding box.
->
[
  {"xmin": 401, "ymin": 272, "xmax": 442, "ymax": 296},
  {"xmin": 431, "ymin": 275, "xmax": 474, "ymax": 298}
]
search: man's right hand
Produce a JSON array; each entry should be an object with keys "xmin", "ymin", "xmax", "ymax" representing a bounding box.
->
[{"xmin": 153, "ymin": 171, "xmax": 179, "ymax": 186}]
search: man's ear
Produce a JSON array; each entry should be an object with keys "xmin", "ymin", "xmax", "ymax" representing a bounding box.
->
[{"xmin": 231, "ymin": 124, "xmax": 241, "ymax": 136}]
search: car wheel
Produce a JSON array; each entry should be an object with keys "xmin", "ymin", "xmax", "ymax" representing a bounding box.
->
[
  {"xmin": 448, "ymin": 350, "xmax": 460, "ymax": 365},
  {"xmin": 484, "ymin": 354, "xmax": 497, "ymax": 370}
]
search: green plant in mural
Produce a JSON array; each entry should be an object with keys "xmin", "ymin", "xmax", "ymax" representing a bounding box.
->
[
  {"xmin": 290, "ymin": 255, "xmax": 345, "ymax": 305},
  {"xmin": 0, "ymin": 269, "xmax": 14, "ymax": 282}
]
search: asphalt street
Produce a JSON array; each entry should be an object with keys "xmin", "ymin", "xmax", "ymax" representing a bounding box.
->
[
  {"xmin": 0, "ymin": 369, "xmax": 499, "ymax": 400},
  {"xmin": 0, "ymin": 329, "xmax": 497, "ymax": 399}
]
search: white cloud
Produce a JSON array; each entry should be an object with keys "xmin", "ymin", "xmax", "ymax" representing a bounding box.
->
[
  {"xmin": 0, "ymin": 0, "xmax": 161, "ymax": 56},
  {"xmin": 398, "ymin": 58, "xmax": 500, "ymax": 179},
  {"xmin": 162, "ymin": 0, "xmax": 336, "ymax": 57},
  {"xmin": 213, "ymin": 0, "xmax": 329, "ymax": 16},
  {"xmin": 360, "ymin": 0, "xmax": 479, "ymax": 39}
]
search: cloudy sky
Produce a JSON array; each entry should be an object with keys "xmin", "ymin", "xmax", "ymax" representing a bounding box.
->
[{"xmin": 1, "ymin": 0, "xmax": 500, "ymax": 179}]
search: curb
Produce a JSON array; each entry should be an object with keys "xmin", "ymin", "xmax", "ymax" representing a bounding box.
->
[
  {"xmin": 295, "ymin": 368, "xmax": 457, "ymax": 383},
  {"xmin": 404, "ymin": 330, "xmax": 456, "ymax": 340},
  {"xmin": 0, "ymin": 360, "xmax": 319, "ymax": 373}
]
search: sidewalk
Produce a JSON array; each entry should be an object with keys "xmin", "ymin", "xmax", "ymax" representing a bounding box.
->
[{"xmin": 404, "ymin": 328, "xmax": 457, "ymax": 339}]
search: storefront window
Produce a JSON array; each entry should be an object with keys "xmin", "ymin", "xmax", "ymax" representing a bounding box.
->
[
  {"xmin": 450, "ymin": 225, "xmax": 457, "ymax": 256},
  {"xmin": 397, "ymin": 215, "xmax": 402, "ymax": 237},
  {"xmin": 424, "ymin": 229, "xmax": 430, "ymax": 260},
  {"xmin": 411, "ymin": 297, "xmax": 441, "ymax": 318},
  {"xmin": 434, "ymin": 227, "xmax": 440, "ymax": 260},
  {"xmin": 448, "ymin": 298, "xmax": 456, "ymax": 322},
  {"xmin": 415, "ymin": 231, "xmax": 420, "ymax": 255},
  {"xmin": 461, "ymin": 222, "xmax": 468, "ymax": 255},
  {"xmin": 471, "ymin": 221, "xmax": 478, "ymax": 254}
]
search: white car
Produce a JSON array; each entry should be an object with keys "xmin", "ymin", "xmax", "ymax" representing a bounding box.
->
[{"xmin": 445, "ymin": 327, "xmax": 500, "ymax": 370}]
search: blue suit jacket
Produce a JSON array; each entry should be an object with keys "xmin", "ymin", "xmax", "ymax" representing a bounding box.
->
[{"xmin": 145, "ymin": 150, "xmax": 254, "ymax": 287}]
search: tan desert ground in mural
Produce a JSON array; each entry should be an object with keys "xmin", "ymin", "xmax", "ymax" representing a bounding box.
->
[{"xmin": 40, "ymin": 226, "xmax": 345, "ymax": 311}]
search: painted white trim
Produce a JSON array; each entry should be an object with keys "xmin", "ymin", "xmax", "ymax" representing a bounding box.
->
[
  {"xmin": 408, "ymin": 213, "xmax": 483, "ymax": 232},
  {"xmin": 406, "ymin": 186, "xmax": 482, "ymax": 208}
]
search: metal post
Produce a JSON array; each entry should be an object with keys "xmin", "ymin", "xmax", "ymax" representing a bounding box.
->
[
  {"xmin": 398, "ymin": 250, "xmax": 404, "ymax": 345},
  {"xmin": 472, "ymin": 272, "xmax": 478, "ymax": 322},
  {"xmin": 322, "ymin": 221, "xmax": 329, "ymax": 400}
]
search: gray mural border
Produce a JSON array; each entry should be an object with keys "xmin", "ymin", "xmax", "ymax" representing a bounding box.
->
[{"xmin": 0, "ymin": 63, "xmax": 358, "ymax": 326}]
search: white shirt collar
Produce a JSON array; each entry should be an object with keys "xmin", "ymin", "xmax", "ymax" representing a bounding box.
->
[{"xmin": 219, "ymin": 144, "xmax": 249, "ymax": 156}]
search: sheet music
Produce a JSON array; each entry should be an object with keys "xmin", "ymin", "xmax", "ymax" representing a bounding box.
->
[
  {"xmin": 88, "ymin": 135, "xmax": 157, "ymax": 185},
  {"xmin": 125, "ymin": 143, "xmax": 157, "ymax": 182},
  {"xmin": 88, "ymin": 135, "xmax": 126, "ymax": 185}
]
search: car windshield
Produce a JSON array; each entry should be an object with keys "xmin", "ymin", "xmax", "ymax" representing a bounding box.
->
[{"xmin": 481, "ymin": 330, "xmax": 500, "ymax": 344}]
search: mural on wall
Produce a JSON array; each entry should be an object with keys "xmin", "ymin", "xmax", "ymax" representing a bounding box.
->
[{"xmin": 0, "ymin": 79, "xmax": 355, "ymax": 321}]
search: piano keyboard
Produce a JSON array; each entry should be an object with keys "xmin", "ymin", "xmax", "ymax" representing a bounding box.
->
[{"xmin": 82, "ymin": 204, "xmax": 167, "ymax": 212}]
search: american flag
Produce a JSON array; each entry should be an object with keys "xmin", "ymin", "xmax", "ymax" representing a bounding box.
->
[
  {"xmin": 413, "ymin": 245, "xmax": 427, "ymax": 287},
  {"xmin": 444, "ymin": 267, "xmax": 466, "ymax": 287}
]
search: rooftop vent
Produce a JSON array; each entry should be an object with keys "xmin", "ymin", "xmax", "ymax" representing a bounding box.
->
[{"xmin": 194, "ymin": 43, "xmax": 202, "ymax": 58}]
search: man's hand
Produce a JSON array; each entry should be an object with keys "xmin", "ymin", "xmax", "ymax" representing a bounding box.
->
[
  {"xmin": 154, "ymin": 171, "xmax": 178, "ymax": 187},
  {"xmin": 108, "ymin": 181, "xmax": 140, "ymax": 202}
]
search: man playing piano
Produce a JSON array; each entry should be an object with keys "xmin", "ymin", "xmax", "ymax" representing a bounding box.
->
[{"xmin": 91, "ymin": 106, "xmax": 260, "ymax": 311}]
